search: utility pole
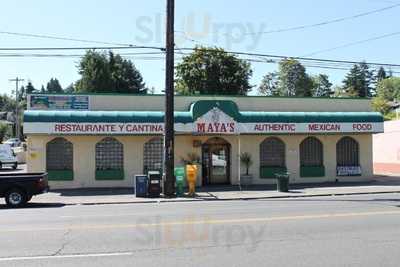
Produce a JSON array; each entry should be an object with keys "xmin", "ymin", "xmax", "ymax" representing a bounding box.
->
[
  {"xmin": 9, "ymin": 77, "xmax": 24, "ymax": 139},
  {"xmin": 163, "ymin": 0, "xmax": 175, "ymax": 197}
]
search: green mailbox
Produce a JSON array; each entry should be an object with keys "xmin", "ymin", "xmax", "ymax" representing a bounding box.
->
[{"xmin": 174, "ymin": 167, "xmax": 185, "ymax": 197}]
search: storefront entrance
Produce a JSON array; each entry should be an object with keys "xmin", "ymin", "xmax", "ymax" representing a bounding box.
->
[{"xmin": 202, "ymin": 137, "xmax": 231, "ymax": 185}]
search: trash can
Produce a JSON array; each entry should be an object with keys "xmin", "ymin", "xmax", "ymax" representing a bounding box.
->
[
  {"xmin": 174, "ymin": 167, "xmax": 185, "ymax": 197},
  {"xmin": 148, "ymin": 171, "xmax": 162, "ymax": 198},
  {"xmin": 275, "ymin": 172, "xmax": 290, "ymax": 193},
  {"xmin": 135, "ymin": 175, "xmax": 148, "ymax": 198}
]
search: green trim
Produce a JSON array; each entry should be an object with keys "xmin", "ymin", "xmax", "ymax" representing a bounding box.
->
[
  {"xmin": 47, "ymin": 170, "xmax": 74, "ymax": 181},
  {"xmin": 95, "ymin": 170, "xmax": 125, "ymax": 180},
  {"xmin": 24, "ymin": 110, "xmax": 383, "ymax": 124},
  {"xmin": 28, "ymin": 92, "xmax": 372, "ymax": 100},
  {"xmin": 260, "ymin": 166, "xmax": 287, "ymax": 179},
  {"xmin": 300, "ymin": 166, "xmax": 325, "ymax": 177}
]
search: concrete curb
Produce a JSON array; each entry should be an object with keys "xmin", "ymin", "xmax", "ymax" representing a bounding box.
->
[{"xmin": 43, "ymin": 190, "xmax": 400, "ymax": 207}]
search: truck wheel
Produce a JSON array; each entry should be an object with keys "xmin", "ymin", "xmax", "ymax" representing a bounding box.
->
[{"xmin": 5, "ymin": 188, "xmax": 27, "ymax": 208}]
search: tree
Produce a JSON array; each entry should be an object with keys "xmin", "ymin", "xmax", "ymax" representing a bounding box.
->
[
  {"xmin": 75, "ymin": 50, "xmax": 146, "ymax": 94},
  {"xmin": 46, "ymin": 78, "xmax": 63, "ymax": 93},
  {"xmin": 277, "ymin": 59, "xmax": 313, "ymax": 97},
  {"xmin": 258, "ymin": 72, "xmax": 279, "ymax": 96},
  {"xmin": 376, "ymin": 67, "xmax": 387, "ymax": 83},
  {"xmin": 372, "ymin": 97, "xmax": 391, "ymax": 115},
  {"xmin": 312, "ymin": 74, "xmax": 332, "ymax": 97},
  {"xmin": 0, "ymin": 123, "xmax": 10, "ymax": 142},
  {"xmin": 343, "ymin": 62, "xmax": 374, "ymax": 97},
  {"xmin": 0, "ymin": 94, "xmax": 16, "ymax": 112},
  {"xmin": 376, "ymin": 77, "xmax": 400, "ymax": 101},
  {"xmin": 64, "ymin": 83, "xmax": 75, "ymax": 93},
  {"xmin": 175, "ymin": 47, "xmax": 253, "ymax": 95}
]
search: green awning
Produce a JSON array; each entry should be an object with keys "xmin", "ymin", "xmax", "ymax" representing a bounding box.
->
[
  {"xmin": 24, "ymin": 110, "xmax": 192, "ymax": 124},
  {"xmin": 24, "ymin": 110, "xmax": 383, "ymax": 124}
]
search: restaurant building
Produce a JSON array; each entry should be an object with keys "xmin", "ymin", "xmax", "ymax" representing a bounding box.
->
[{"xmin": 23, "ymin": 94, "xmax": 384, "ymax": 189}]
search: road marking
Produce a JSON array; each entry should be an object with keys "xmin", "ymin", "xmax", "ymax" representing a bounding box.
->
[
  {"xmin": 0, "ymin": 252, "xmax": 133, "ymax": 262},
  {"xmin": 2, "ymin": 210, "xmax": 400, "ymax": 233}
]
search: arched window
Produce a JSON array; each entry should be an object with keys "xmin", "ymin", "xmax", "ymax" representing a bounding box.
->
[
  {"xmin": 96, "ymin": 137, "xmax": 123, "ymax": 171},
  {"xmin": 95, "ymin": 137, "xmax": 124, "ymax": 180},
  {"xmin": 300, "ymin": 137, "xmax": 325, "ymax": 177},
  {"xmin": 143, "ymin": 137, "xmax": 163, "ymax": 173},
  {"xmin": 260, "ymin": 137, "xmax": 286, "ymax": 178},
  {"xmin": 46, "ymin": 137, "xmax": 73, "ymax": 181},
  {"xmin": 300, "ymin": 137, "xmax": 323, "ymax": 167},
  {"xmin": 337, "ymin": 137, "xmax": 359, "ymax": 167}
]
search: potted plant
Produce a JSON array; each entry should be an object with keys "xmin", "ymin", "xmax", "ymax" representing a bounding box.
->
[{"xmin": 240, "ymin": 152, "xmax": 253, "ymax": 186}]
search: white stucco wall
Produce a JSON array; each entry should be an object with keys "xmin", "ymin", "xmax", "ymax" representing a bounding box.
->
[{"xmin": 27, "ymin": 134, "xmax": 373, "ymax": 189}]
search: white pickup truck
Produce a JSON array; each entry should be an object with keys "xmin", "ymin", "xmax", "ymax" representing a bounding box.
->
[{"xmin": 0, "ymin": 144, "xmax": 18, "ymax": 170}]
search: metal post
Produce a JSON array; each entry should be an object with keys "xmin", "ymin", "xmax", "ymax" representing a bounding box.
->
[
  {"xmin": 9, "ymin": 77, "xmax": 24, "ymax": 139},
  {"xmin": 163, "ymin": 0, "xmax": 175, "ymax": 197},
  {"xmin": 238, "ymin": 135, "xmax": 242, "ymax": 191}
]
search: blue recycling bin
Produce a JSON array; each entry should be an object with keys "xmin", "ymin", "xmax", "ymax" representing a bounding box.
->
[{"xmin": 135, "ymin": 175, "xmax": 148, "ymax": 197}]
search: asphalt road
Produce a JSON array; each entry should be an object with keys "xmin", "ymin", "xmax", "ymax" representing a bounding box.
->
[{"xmin": 1, "ymin": 194, "xmax": 400, "ymax": 267}]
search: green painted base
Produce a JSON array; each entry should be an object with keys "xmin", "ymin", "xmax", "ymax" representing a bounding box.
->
[
  {"xmin": 260, "ymin": 167, "xmax": 287, "ymax": 179},
  {"xmin": 47, "ymin": 170, "xmax": 74, "ymax": 181},
  {"xmin": 300, "ymin": 166, "xmax": 325, "ymax": 178},
  {"xmin": 96, "ymin": 170, "xmax": 125, "ymax": 180}
]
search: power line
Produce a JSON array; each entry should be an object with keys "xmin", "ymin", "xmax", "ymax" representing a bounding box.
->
[
  {"xmin": 0, "ymin": 45, "xmax": 399, "ymax": 72},
  {"xmin": 0, "ymin": 30, "xmax": 135, "ymax": 46},
  {"xmin": 177, "ymin": 47, "xmax": 400, "ymax": 68},
  {"xmin": 242, "ymin": 3, "xmax": 400, "ymax": 36},
  {"xmin": 303, "ymin": 31, "xmax": 400, "ymax": 56},
  {"xmin": 0, "ymin": 45, "xmax": 165, "ymax": 51}
]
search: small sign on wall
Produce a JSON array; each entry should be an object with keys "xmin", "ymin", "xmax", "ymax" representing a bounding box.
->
[{"xmin": 337, "ymin": 166, "xmax": 362, "ymax": 176}]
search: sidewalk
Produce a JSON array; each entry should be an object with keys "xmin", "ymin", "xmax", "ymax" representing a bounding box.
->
[{"xmin": 7, "ymin": 175, "xmax": 398, "ymax": 206}]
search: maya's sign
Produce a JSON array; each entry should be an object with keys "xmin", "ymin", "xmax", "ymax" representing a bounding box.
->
[{"xmin": 194, "ymin": 107, "xmax": 238, "ymax": 134}]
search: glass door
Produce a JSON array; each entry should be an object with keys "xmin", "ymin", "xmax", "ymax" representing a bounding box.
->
[{"xmin": 210, "ymin": 145, "xmax": 229, "ymax": 184}]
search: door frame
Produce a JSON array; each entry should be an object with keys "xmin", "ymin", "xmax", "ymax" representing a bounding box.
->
[{"xmin": 201, "ymin": 137, "xmax": 231, "ymax": 185}]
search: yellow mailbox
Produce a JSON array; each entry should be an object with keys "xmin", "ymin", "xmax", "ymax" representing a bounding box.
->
[{"xmin": 186, "ymin": 164, "xmax": 198, "ymax": 197}]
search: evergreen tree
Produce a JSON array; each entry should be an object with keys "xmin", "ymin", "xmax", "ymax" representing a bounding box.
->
[
  {"xmin": 76, "ymin": 50, "xmax": 146, "ymax": 94},
  {"xmin": 40, "ymin": 85, "xmax": 46, "ymax": 93},
  {"xmin": 64, "ymin": 83, "xmax": 75, "ymax": 93},
  {"xmin": 26, "ymin": 82, "xmax": 36, "ymax": 95},
  {"xmin": 376, "ymin": 67, "xmax": 387, "ymax": 83},
  {"xmin": 343, "ymin": 62, "xmax": 374, "ymax": 97},
  {"xmin": 46, "ymin": 78, "xmax": 63, "ymax": 93}
]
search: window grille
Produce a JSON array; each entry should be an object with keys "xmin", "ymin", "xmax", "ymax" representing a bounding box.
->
[
  {"xmin": 337, "ymin": 137, "xmax": 359, "ymax": 167},
  {"xmin": 260, "ymin": 137, "xmax": 286, "ymax": 167},
  {"xmin": 46, "ymin": 137, "xmax": 73, "ymax": 170},
  {"xmin": 95, "ymin": 137, "xmax": 123, "ymax": 170},
  {"xmin": 143, "ymin": 137, "xmax": 163, "ymax": 173},
  {"xmin": 300, "ymin": 137, "xmax": 323, "ymax": 166}
]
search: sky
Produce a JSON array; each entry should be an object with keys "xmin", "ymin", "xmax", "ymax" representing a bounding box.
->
[{"xmin": 0, "ymin": 0, "xmax": 399, "ymax": 96}]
